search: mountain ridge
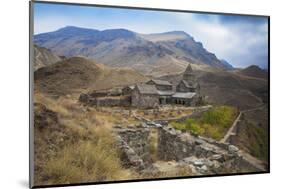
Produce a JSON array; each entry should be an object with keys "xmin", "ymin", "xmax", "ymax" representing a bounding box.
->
[
  {"xmin": 34, "ymin": 26, "xmax": 233, "ymax": 76},
  {"xmin": 34, "ymin": 45, "xmax": 62, "ymax": 70}
]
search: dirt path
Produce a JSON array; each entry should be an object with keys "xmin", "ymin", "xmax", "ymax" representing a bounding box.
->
[
  {"xmin": 220, "ymin": 112, "xmax": 242, "ymax": 143},
  {"xmin": 220, "ymin": 104, "xmax": 265, "ymax": 143},
  {"xmin": 220, "ymin": 104, "xmax": 267, "ymax": 171}
]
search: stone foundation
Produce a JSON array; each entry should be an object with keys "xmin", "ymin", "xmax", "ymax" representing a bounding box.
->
[{"xmin": 114, "ymin": 125, "xmax": 265, "ymax": 173}]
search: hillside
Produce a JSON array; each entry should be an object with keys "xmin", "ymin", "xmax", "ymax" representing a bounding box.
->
[
  {"xmin": 238, "ymin": 65, "xmax": 268, "ymax": 79},
  {"xmin": 160, "ymin": 68, "xmax": 268, "ymax": 110},
  {"xmin": 34, "ymin": 45, "xmax": 61, "ymax": 70},
  {"xmin": 34, "ymin": 56, "xmax": 148, "ymax": 95},
  {"xmin": 220, "ymin": 59, "xmax": 234, "ymax": 70},
  {"xmin": 34, "ymin": 26, "xmax": 232, "ymax": 76}
]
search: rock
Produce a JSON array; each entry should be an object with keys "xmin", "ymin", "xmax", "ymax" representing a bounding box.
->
[
  {"xmin": 181, "ymin": 156, "xmax": 198, "ymax": 164},
  {"xmin": 195, "ymin": 139, "xmax": 204, "ymax": 145},
  {"xmin": 210, "ymin": 154, "xmax": 224, "ymax": 162},
  {"xmin": 228, "ymin": 145, "xmax": 239, "ymax": 154},
  {"xmin": 140, "ymin": 122, "xmax": 148, "ymax": 127},
  {"xmin": 189, "ymin": 164, "xmax": 197, "ymax": 174},
  {"xmin": 201, "ymin": 165, "xmax": 208, "ymax": 171},
  {"xmin": 154, "ymin": 123, "xmax": 163, "ymax": 128},
  {"xmin": 126, "ymin": 148, "xmax": 136, "ymax": 156},
  {"xmin": 79, "ymin": 93, "xmax": 89, "ymax": 103},
  {"xmin": 211, "ymin": 161, "xmax": 221, "ymax": 169},
  {"xmin": 193, "ymin": 160, "xmax": 204, "ymax": 167}
]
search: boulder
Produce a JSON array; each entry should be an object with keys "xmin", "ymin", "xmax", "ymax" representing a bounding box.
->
[
  {"xmin": 228, "ymin": 145, "xmax": 239, "ymax": 154},
  {"xmin": 210, "ymin": 154, "xmax": 224, "ymax": 162}
]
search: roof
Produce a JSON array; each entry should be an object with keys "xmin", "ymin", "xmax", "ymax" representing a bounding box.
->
[
  {"xmin": 157, "ymin": 90, "xmax": 175, "ymax": 96},
  {"xmin": 172, "ymin": 92, "xmax": 196, "ymax": 99},
  {"xmin": 136, "ymin": 84, "xmax": 158, "ymax": 95},
  {"xmin": 180, "ymin": 80, "xmax": 197, "ymax": 88},
  {"xmin": 185, "ymin": 64, "xmax": 193, "ymax": 73},
  {"xmin": 123, "ymin": 85, "xmax": 135, "ymax": 90},
  {"xmin": 147, "ymin": 79, "xmax": 172, "ymax": 86}
]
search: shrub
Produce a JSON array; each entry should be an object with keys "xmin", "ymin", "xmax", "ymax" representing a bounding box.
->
[
  {"xmin": 201, "ymin": 106, "xmax": 237, "ymax": 128},
  {"xmin": 171, "ymin": 106, "xmax": 238, "ymax": 140}
]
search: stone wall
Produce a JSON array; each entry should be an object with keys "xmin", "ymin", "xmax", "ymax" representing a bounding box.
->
[
  {"xmin": 157, "ymin": 127, "xmax": 264, "ymax": 173},
  {"xmin": 113, "ymin": 123, "xmax": 264, "ymax": 174},
  {"xmin": 131, "ymin": 90, "xmax": 159, "ymax": 108},
  {"xmin": 79, "ymin": 94, "xmax": 131, "ymax": 107},
  {"xmin": 114, "ymin": 127, "xmax": 151, "ymax": 170},
  {"xmin": 176, "ymin": 81, "xmax": 193, "ymax": 92},
  {"xmin": 117, "ymin": 128, "xmax": 150, "ymax": 162},
  {"xmin": 157, "ymin": 127, "xmax": 194, "ymax": 161}
]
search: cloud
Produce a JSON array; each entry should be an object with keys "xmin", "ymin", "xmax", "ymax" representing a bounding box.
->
[{"xmin": 168, "ymin": 13, "xmax": 268, "ymax": 68}]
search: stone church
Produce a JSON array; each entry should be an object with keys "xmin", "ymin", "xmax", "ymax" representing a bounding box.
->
[
  {"xmin": 131, "ymin": 64, "xmax": 201, "ymax": 108},
  {"xmin": 80, "ymin": 64, "xmax": 202, "ymax": 108}
]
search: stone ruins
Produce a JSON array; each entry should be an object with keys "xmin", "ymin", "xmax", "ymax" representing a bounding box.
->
[{"xmin": 114, "ymin": 124, "xmax": 265, "ymax": 175}]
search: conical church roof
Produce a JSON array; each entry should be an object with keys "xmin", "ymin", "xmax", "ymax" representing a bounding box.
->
[{"xmin": 184, "ymin": 64, "xmax": 193, "ymax": 73}]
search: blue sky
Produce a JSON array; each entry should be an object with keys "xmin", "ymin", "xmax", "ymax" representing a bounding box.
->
[{"xmin": 33, "ymin": 2, "xmax": 269, "ymax": 69}]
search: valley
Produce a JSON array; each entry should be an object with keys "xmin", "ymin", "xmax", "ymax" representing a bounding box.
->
[{"xmin": 32, "ymin": 26, "xmax": 269, "ymax": 186}]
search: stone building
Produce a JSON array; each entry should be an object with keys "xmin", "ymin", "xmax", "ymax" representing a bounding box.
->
[
  {"xmin": 146, "ymin": 79, "xmax": 173, "ymax": 91},
  {"xmin": 130, "ymin": 64, "xmax": 200, "ymax": 108},
  {"xmin": 172, "ymin": 92, "xmax": 197, "ymax": 106},
  {"xmin": 183, "ymin": 64, "xmax": 196, "ymax": 82},
  {"xmin": 176, "ymin": 80, "xmax": 198, "ymax": 92},
  {"xmin": 80, "ymin": 64, "xmax": 202, "ymax": 108},
  {"xmin": 122, "ymin": 85, "xmax": 135, "ymax": 95},
  {"xmin": 131, "ymin": 84, "xmax": 159, "ymax": 108}
]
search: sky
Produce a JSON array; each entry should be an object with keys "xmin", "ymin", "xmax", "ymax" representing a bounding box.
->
[{"xmin": 33, "ymin": 2, "xmax": 269, "ymax": 69}]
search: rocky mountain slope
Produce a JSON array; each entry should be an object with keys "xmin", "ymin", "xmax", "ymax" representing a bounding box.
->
[
  {"xmin": 220, "ymin": 59, "xmax": 234, "ymax": 70},
  {"xmin": 34, "ymin": 56, "xmax": 148, "ymax": 95},
  {"xmin": 34, "ymin": 26, "xmax": 231, "ymax": 76},
  {"xmin": 34, "ymin": 45, "xmax": 62, "ymax": 70},
  {"xmin": 237, "ymin": 65, "xmax": 268, "ymax": 79}
]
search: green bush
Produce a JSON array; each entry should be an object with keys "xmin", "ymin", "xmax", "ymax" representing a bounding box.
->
[{"xmin": 171, "ymin": 106, "xmax": 238, "ymax": 140}]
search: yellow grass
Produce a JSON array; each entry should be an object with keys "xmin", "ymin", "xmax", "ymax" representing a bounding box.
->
[
  {"xmin": 33, "ymin": 92, "xmax": 137, "ymax": 185},
  {"xmin": 135, "ymin": 107, "xmax": 193, "ymax": 121},
  {"xmin": 42, "ymin": 131, "xmax": 133, "ymax": 185}
]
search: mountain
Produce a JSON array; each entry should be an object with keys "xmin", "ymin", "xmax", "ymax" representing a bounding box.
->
[
  {"xmin": 220, "ymin": 59, "xmax": 234, "ymax": 70},
  {"xmin": 34, "ymin": 26, "xmax": 231, "ymax": 76},
  {"xmin": 238, "ymin": 65, "xmax": 268, "ymax": 79},
  {"xmin": 34, "ymin": 45, "xmax": 62, "ymax": 70},
  {"xmin": 34, "ymin": 56, "xmax": 148, "ymax": 95}
]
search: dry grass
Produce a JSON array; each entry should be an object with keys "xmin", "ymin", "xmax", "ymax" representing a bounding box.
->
[
  {"xmin": 33, "ymin": 92, "xmax": 136, "ymax": 186},
  {"xmin": 41, "ymin": 130, "xmax": 132, "ymax": 185},
  {"xmin": 135, "ymin": 107, "xmax": 193, "ymax": 121},
  {"xmin": 148, "ymin": 129, "xmax": 158, "ymax": 162},
  {"xmin": 141, "ymin": 162, "xmax": 193, "ymax": 179}
]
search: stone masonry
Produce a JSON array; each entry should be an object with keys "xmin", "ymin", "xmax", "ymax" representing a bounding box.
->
[{"xmin": 114, "ymin": 125, "xmax": 265, "ymax": 174}]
